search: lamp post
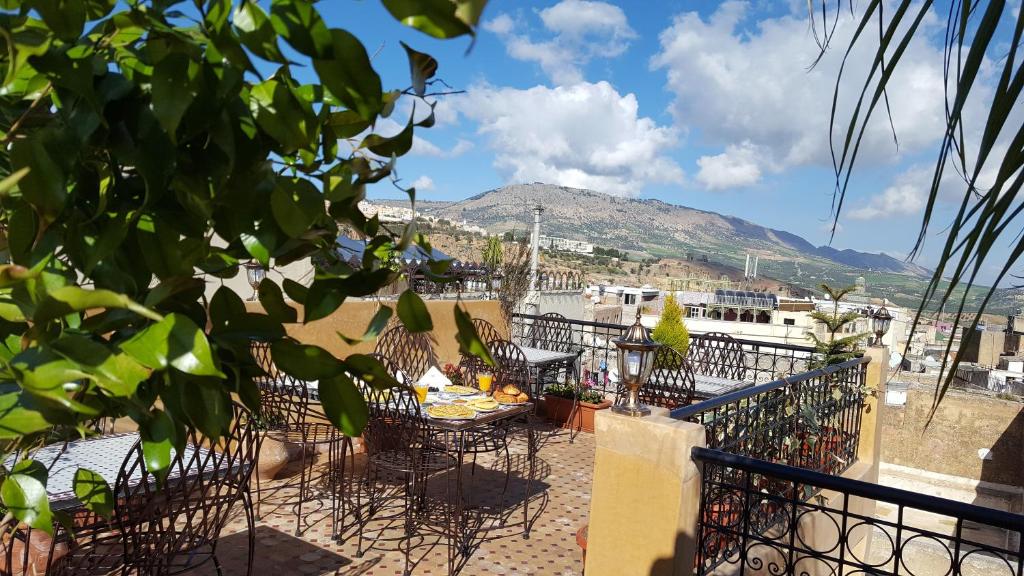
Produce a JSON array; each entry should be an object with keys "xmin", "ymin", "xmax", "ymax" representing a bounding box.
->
[
  {"xmin": 612, "ymin": 309, "xmax": 660, "ymax": 417},
  {"xmin": 244, "ymin": 262, "xmax": 267, "ymax": 301},
  {"xmin": 871, "ymin": 306, "xmax": 892, "ymax": 346}
]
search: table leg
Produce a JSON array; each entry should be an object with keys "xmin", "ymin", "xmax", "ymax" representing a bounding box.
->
[
  {"xmin": 523, "ymin": 424, "xmax": 536, "ymax": 540},
  {"xmin": 449, "ymin": 430, "xmax": 468, "ymax": 574}
]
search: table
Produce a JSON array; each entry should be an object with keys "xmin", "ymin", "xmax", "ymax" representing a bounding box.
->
[
  {"xmin": 421, "ymin": 394, "xmax": 536, "ymax": 573},
  {"xmin": 647, "ymin": 370, "xmax": 751, "ymax": 402},
  {"xmin": 519, "ymin": 346, "xmax": 581, "ymax": 397},
  {"xmin": 10, "ymin": 433, "xmax": 204, "ymax": 511}
]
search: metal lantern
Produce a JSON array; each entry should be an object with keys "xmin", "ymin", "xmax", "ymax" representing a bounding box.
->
[
  {"xmin": 871, "ymin": 306, "xmax": 893, "ymax": 345},
  {"xmin": 612, "ymin": 309, "xmax": 661, "ymax": 417},
  {"xmin": 244, "ymin": 262, "xmax": 267, "ymax": 301}
]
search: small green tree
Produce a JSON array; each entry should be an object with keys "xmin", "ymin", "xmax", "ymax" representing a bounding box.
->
[
  {"xmin": 652, "ymin": 293, "xmax": 689, "ymax": 358},
  {"xmin": 481, "ymin": 235, "xmax": 502, "ymax": 295},
  {"xmin": 808, "ymin": 284, "xmax": 866, "ymax": 367}
]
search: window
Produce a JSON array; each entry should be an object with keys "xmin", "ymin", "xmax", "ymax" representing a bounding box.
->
[
  {"xmin": 624, "ymin": 294, "xmax": 636, "ymax": 305},
  {"xmin": 688, "ymin": 306, "xmax": 702, "ymax": 319},
  {"xmin": 783, "ymin": 318, "xmax": 795, "ymax": 326}
]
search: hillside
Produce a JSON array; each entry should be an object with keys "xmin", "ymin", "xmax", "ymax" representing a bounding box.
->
[{"xmin": 381, "ymin": 183, "xmax": 1013, "ymax": 313}]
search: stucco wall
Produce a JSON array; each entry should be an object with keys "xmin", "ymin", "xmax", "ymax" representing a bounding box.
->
[
  {"xmin": 881, "ymin": 383, "xmax": 1024, "ymax": 486},
  {"xmin": 244, "ymin": 298, "xmax": 506, "ymax": 365}
]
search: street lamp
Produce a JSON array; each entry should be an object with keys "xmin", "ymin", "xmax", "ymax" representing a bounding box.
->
[
  {"xmin": 871, "ymin": 306, "xmax": 893, "ymax": 346},
  {"xmin": 244, "ymin": 262, "xmax": 267, "ymax": 301},
  {"xmin": 612, "ymin": 309, "xmax": 660, "ymax": 417}
]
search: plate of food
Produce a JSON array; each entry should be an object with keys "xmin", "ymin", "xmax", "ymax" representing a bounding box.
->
[
  {"xmin": 493, "ymin": 385, "xmax": 529, "ymax": 405},
  {"xmin": 426, "ymin": 404, "xmax": 476, "ymax": 420},
  {"xmin": 444, "ymin": 385, "xmax": 479, "ymax": 396},
  {"xmin": 467, "ymin": 398, "xmax": 500, "ymax": 412}
]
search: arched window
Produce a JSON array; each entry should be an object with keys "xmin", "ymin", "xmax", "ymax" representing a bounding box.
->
[
  {"xmin": 724, "ymin": 308, "xmax": 738, "ymax": 321},
  {"xmin": 739, "ymin": 310, "xmax": 754, "ymax": 323}
]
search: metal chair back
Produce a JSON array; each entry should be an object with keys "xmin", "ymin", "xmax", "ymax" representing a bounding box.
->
[
  {"xmin": 522, "ymin": 312, "xmax": 575, "ymax": 353},
  {"xmin": 689, "ymin": 332, "xmax": 746, "ymax": 380},
  {"xmin": 374, "ymin": 325, "xmax": 438, "ymax": 382},
  {"xmin": 471, "ymin": 318, "xmax": 504, "ymax": 344},
  {"xmin": 640, "ymin": 346, "xmax": 696, "ymax": 409},
  {"xmin": 115, "ymin": 402, "xmax": 259, "ymax": 574}
]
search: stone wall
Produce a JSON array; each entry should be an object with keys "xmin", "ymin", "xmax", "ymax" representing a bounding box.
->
[{"xmin": 881, "ymin": 382, "xmax": 1024, "ymax": 487}]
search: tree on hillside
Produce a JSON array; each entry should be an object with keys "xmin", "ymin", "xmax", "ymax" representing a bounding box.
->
[
  {"xmin": 652, "ymin": 294, "xmax": 690, "ymax": 359},
  {"xmin": 813, "ymin": 2, "xmax": 1021, "ymax": 409},
  {"xmin": 0, "ymin": 0, "xmax": 490, "ymax": 529},
  {"xmin": 807, "ymin": 284, "xmax": 866, "ymax": 368}
]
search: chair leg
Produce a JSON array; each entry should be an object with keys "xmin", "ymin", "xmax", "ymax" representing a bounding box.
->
[
  {"xmin": 498, "ymin": 444, "xmax": 512, "ymax": 525},
  {"xmin": 244, "ymin": 490, "xmax": 257, "ymax": 576},
  {"xmin": 295, "ymin": 440, "xmax": 307, "ymax": 536}
]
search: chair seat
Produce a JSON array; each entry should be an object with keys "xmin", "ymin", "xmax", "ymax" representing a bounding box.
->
[{"xmin": 369, "ymin": 448, "xmax": 457, "ymax": 475}]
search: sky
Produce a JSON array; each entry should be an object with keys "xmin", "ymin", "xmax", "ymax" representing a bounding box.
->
[{"xmin": 310, "ymin": 0, "xmax": 1022, "ymax": 285}]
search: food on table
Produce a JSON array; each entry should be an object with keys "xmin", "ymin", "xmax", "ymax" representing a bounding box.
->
[
  {"xmin": 426, "ymin": 404, "xmax": 475, "ymax": 420},
  {"xmin": 445, "ymin": 385, "xmax": 478, "ymax": 396},
  {"xmin": 493, "ymin": 390, "xmax": 529, "ymax": 404},
  {"xmin": 452, "ymin": 399, "xmax": 467, "ymax": 404},
  {"xmin": 467, "ymin": 398, "xmax": 500, "ymax": 412},
  {"xmin": 501, "ymin": 384, "xmax": 522, "ymax": 395}
]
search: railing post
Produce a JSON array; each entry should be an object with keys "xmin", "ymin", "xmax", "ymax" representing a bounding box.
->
[
  {"xmin": 585, "ymin": 408, "xmax": 707, "ymax": 576},
  {"xmin": 858, "ymin": 346, "xmax": 887, "ymax": 470}
]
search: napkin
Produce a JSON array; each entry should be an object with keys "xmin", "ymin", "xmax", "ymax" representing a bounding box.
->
[{"xmin": 416, "ymin": 366, "xmax": 451, "ymax": 391}]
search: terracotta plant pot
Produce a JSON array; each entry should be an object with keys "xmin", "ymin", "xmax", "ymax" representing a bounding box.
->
[
  {"xmin": 257, "ymin": 431, "xmax": 290, "ymax": 481},
  {"xmin": 543, "ymin": 395, "xmax": 612, "ymax": 434}
]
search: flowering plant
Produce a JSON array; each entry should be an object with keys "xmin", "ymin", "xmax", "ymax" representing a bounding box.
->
[
  {"xmin": 544, "ymin": 380, "xmax": 606, "ymax": 404},
  {"xmin": 442, "ymin": 363, "xmax": 465, "ymax": 387}
]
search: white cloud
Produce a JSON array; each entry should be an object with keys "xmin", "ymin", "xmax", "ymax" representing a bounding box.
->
[
  {"xmin": 652, "ymin": 2, "xmax": 949, "ymax": 186},
  {"xmin": 849, "ymin": 166, "xmax": 931, "ymax": 220},
  {"xmin": 459, "ymin": 81, "xmax": 683, "ymax": 196},
  {"xmin": 485, "ymin": 0, "xmax": 635, "ymax": 85},
  {"xmin": 411, "ymin": 136, "xmax": 473, "ymax": 158},
  {"xmin": 411, "ymin": 175, "xmax": 435, "ymax": 191},
  {"xmin": 695, "ymin": 141, "xmax": 769, "ymax": 190}
]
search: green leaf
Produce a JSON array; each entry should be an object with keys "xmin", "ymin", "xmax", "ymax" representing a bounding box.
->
[
  {"xmin": 338, "ymin": 305, "xmax": 392, "ymax": 345},
  {"xmin": 258, "ymin": 279, "xmax": 297, "ymax": 323},
  {"xmin": 35, "ymin": 286, "xmax": 163, "ymax": 323},
  {"xmin": 303, "ymin": 279, "xmax": 345, "ymax": 323},
  {"xmin": 455, "ymin": 304, "xmax": 494, "ymax": 367},
  {"xmin": 270, "ymin": 340, "xmax": 344, "ymax": 380},
  {"xmin": 140, "ymin": 410, "xmax": 176, "ymax": 479},
  {"xmin": 0, "ymin": 167, "xmax": 30, "ymax": 196},
  {"xmin": 270, "ymin": 0, "xmax": 332, "ymax": 58},
  {"xmin": 73, "ymin": 468, "xmax": 113, "ymax": 518},
  {"xmin": 317, "ymin": 374, "xmax": 367, "ymax": 436},
  {"xmin": 397, "ymin": 290, "xmax": 432, "ymax": 333},
  {"xmin": 361, "ymin": 114, "xmax": 414, "ymax": 157},
  {"xmin": 270, "ymin": 177, "xmax": 324, "ymax": 237},
  {"xmin": 282, "ymin": 278, "xmax": 308, "ymax": 303},
  {"xmin": 2, "ymin": 460, "xmax": 52, "ymax": 533},
  {"xmin": 240, "ymin": 232, "xmax": 271, "ymax": 267},
  {"xmin": 150, "ymin": 53, "xmax": 200, "ymax": 139},
  {"xmin": 121, "ymin": 313, "xmax": 224, "ymax": 377},
  {"xmin": 11, "ymin": 136, "xmax": 65, "ymax": 221},
  {"xmin": 381, "ymin": 0, "xmax": 475, "ymax": 39},
  {"xmin": 327, "ymin": 110, "xmax": 372, "ymax": 139},
  {"xmin": 32, "ymin": 0, "xmax": 86, "ymax": 41},
  {"xmin": 313, "ymin": 29, "xmax": 383, "ymax": 121},
  {"xmin": 401, "ymin": 42, "xmax": 438, "ymax": 97},
  {"xmin": 249, "ymin": 79, "xmax": 317, "ymax": 152},
  {"xmin": 344, "ymin": 353, "xmax": 402, "ymax": 389},
  {"xmin": 0, "ymin": 393, "xmax": 50, "ymax": 439},
  {"xmin": 233, "ymin": 0, "xmax": 287, "ymax": 63}
]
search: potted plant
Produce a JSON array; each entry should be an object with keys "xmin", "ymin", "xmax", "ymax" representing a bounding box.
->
[{"xmin": 543, "ymin": 381, "xmax": 612, "ymax": 434}]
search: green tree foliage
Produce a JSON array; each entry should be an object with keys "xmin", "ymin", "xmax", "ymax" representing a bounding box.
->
[
  {"xmin": 482, "ymin": 236, "xmax": 503, "ymax": 269},
  {"xmin": 0, "ymin": 0, "xmax": 490, "ymax": 530},
  {"xmin": 652, "ymin": 293, "xmax": 689, "ymax": 358},
  {"xmin": 807, "ymin": 284, "xmax": 866, "ymax": 368}
]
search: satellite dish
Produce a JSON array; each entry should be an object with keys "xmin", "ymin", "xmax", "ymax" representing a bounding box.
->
[{"xmin": 889, "ymin": 351, "xmax": 903, "ymax": 369}]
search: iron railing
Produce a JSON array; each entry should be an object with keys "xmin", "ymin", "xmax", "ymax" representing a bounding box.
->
[
  {"xmin": 672, "ymin": 357, "xmax": 869, "ymax": 477},
  {"xmin": 509, "ymin": 313, "xmax": 818, "ymax": 394},
  {"xmin": 692, "ymin": 446, "xmax": 1024, "ymax": 575}
]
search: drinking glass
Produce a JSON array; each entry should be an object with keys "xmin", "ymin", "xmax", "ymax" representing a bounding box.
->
[
  {"xmin": 413, "ymin": 383, "xmax": 429, "ymax": 403},
  {"xmin": 477, "ymin": 373, "xmax": 494, "ymax": 393}
]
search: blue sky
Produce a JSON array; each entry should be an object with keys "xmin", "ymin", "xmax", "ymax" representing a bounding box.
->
[{"xmin": 309, "ymin": 1, "xmax": 1020, "ymax": 285}]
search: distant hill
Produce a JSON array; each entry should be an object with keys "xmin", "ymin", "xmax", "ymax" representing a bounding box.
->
[{"xmin": 379, "ymin": 183, "xmax": 1012, "ymax": 312}]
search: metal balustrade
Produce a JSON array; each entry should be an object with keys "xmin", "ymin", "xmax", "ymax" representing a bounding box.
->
[
  {"xmin": 673, "ymin": 357, "xmax": 868, "ymax": 478},
  {"xmin": 691, "ymin": 447, "xmax": 1024, "ymax": 575}
]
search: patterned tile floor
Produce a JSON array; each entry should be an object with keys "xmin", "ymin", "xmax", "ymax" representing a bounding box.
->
[{"xmin": 203, "ymin": 426, "xmax": 594, "ymax": 575}]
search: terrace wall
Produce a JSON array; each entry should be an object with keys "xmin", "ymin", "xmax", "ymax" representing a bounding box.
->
[
  {"xmin": 881, "ymin": 382, "xmax": 1024, "ymax": 487},
  {"xmin": 243, "ymin": 299, "xmax": 506, "ymax": 365}
]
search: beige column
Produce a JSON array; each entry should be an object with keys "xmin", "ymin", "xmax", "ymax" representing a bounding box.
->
[
  {"xmin": 858, "ymin": 345, "xmax": 888, "ymax": 471},
  {"xmin": 584, "ymin": 407, "xmax": 707, "ymax": 576}
]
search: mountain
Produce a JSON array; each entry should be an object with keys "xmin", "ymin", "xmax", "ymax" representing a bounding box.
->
[
  {"xmin": 379, "ymin": 183, "xmax": 1017, "ymax": 312},
  {"xmin": 402, "ymin": 183, "xmax": 928, "ymax": 276}
]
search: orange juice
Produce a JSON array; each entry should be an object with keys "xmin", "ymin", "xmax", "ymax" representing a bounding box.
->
[
  {"xmin": 477, "ymin": 373, "xmax": 494, "ymax": 392},
  {"xmin": 413, "ymin": 384, "xmax": 429, "ymax": 403}
]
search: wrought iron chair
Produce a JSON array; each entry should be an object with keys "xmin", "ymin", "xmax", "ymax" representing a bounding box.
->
[
  {"xmin": 250, "ymin": 340, "xmax": 350, "ymax": 538},
  {"xmin": 618, "ymin": 346, "xmax": 696, "ymax": 410},
  {"xmin": 688, "ymin": 332, "xmax": 746, "ymax": 380},
  {"xmin": 3, "ymin": 403, "xmax": 260, "ymax": 576},
  {"xmin": 374, "ymin": 325, "xmax": 439, "ymax": 382},
  {"xmin": 472, "ymin": 317, "xmax": 504, "ymax": 345},
  {"xmin": 355, "ymin": 383, "xmax": 458, "ymax": 576}
]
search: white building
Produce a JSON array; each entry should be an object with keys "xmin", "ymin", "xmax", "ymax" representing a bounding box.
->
[{"xmin": 538, "ymin": 235, "xmax": 594, "ymax": 254}]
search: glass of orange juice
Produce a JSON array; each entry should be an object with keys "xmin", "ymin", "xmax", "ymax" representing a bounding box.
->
[
  {"xmin": 477, "ymin": 373, "xmax": 494, "ymax": 393},
  {"xmin": 413, "ymin": 383, "xmax": 429, "ymax": 403}
]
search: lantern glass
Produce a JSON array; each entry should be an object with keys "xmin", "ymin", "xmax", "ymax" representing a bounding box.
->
[
  {"xmin": 244, "ymin": 263, "xmax": 267, "ymax": 300},
  {"xmin": 871, "ymin": 306, "xmax": 893, "ymax": 345},
  {"xmin": 612, "ymin": 310, "xmax": 660, "ymax": 417}
]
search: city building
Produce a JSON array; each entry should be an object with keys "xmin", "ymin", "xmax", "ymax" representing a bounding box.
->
[{"xmin": 538, "ymin": 235, "xmax": 595, "ymax": 254}]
